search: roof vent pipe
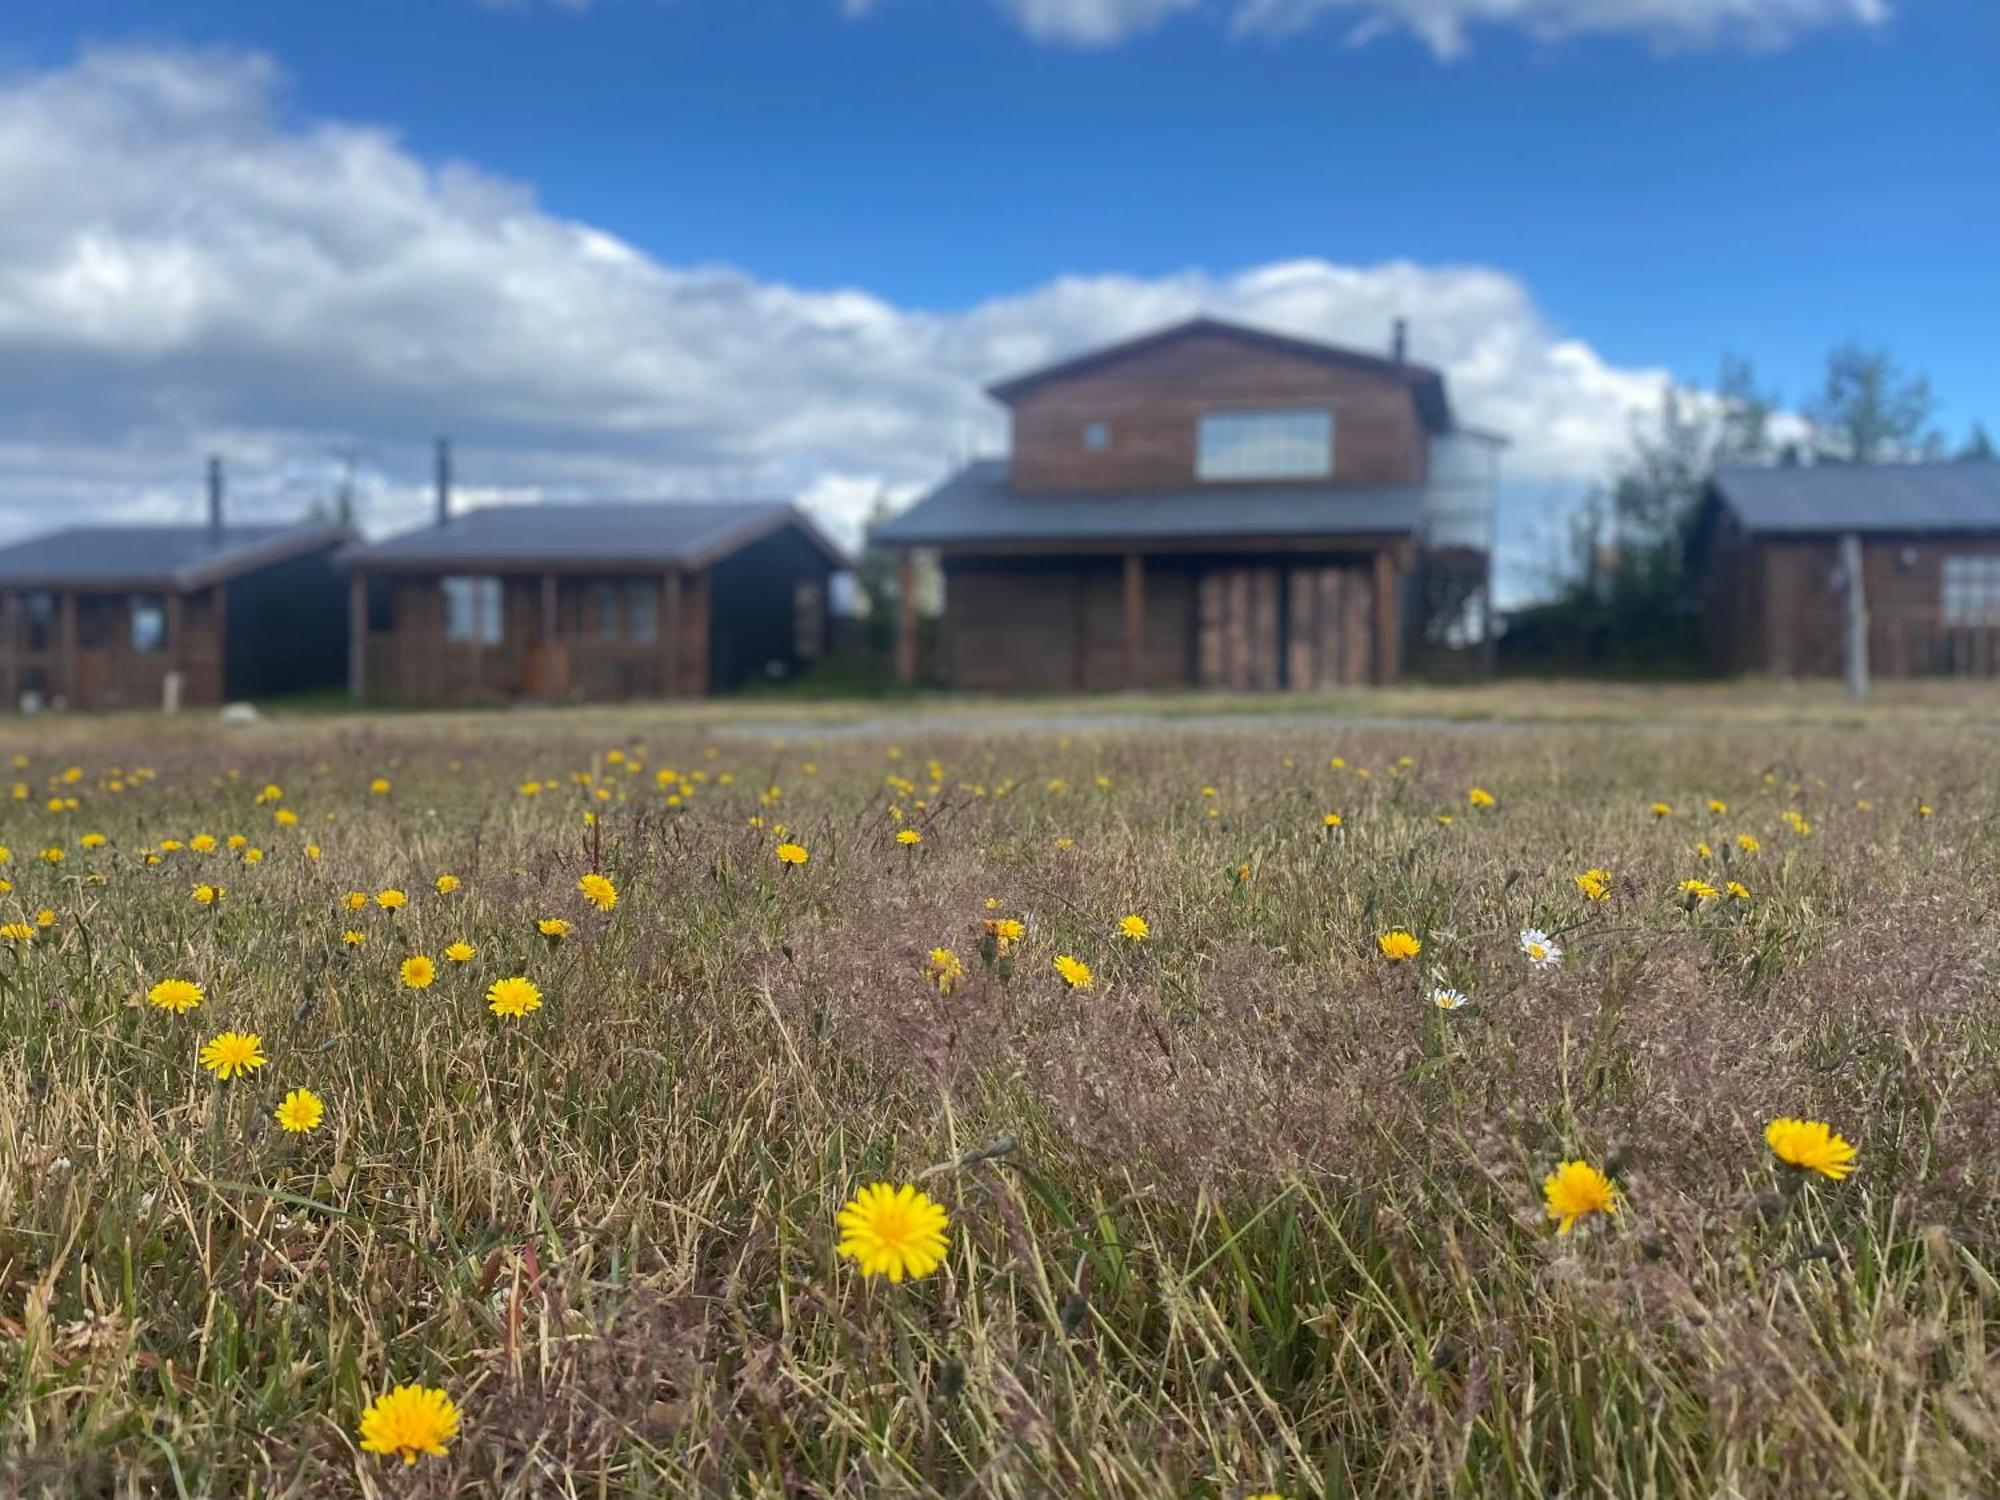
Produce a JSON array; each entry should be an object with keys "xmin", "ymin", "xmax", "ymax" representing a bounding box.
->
[
  {"xmin": 207, "ymin": 455, "xmax": 224, "ymax": 548},
  {"xmin": 1391, "ymin": 318, "xmax": 1408, "ymax": 364},
  {"xmin": 435, "ymin": 437, "xmax": 452, "ymax": 527}
]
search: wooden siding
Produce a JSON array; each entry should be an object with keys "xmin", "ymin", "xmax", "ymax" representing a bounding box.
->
[
  {"xmin": 1006, "ymin": 330, "xmax": 1427, "ymax": 494},
  {"xmin": 941, "ymin": 553, "xmax": 1380, "ymax": 692},
  {"xmin": 1702, "ymin": 528, "xmax": 2000, "ymax": 679},
  {"xmin": 0, "ymin": 586, "xmax": 226, "ymax": 710}
]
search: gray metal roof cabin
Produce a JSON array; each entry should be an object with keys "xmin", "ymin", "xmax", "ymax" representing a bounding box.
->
[
  {"xmin": 0, "ymin": 520, "xmax": 352, "ymax": 710},
  {"xmin": 1696, "ymin": 462, "xmax": 2000, "ymax": 677},
  {"xmin": 338, "ymin": 499, "xmax": 848, "ymax": 703}
]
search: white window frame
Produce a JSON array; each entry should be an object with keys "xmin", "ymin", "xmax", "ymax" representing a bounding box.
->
[
  {"xmin": 1942, "ymin": 554, "xmax": 2000, "ymax": 627},
  {"xmin": 442, "ymin": 575, "xmax": 503, "ymax": 646}
]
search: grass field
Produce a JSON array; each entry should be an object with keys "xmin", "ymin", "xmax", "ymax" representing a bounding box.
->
[{"xmin": 2, "ymin": 698, "xmax": 1997, "ymax": 1497}]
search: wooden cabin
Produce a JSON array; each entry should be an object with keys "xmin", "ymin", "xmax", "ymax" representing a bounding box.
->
[
  {"xmin": 871, "ymin": 316, "xmax": 1501, "ymax": 691},
  {"xmin": 338, "ymin": 501, "xmax": 846, "ymax": 703},
  {"xmin": 1696, "ymin": 463, "xmax": 2000, "ymax": 678},
  {"xmin": 0, "ymin": 522, "xmax": 352, "ymax": 710}
]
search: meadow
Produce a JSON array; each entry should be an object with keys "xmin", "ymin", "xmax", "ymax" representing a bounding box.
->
[{"xmin": 0, "ymin": 704, "xmax": 1996, "ymax": 1498}]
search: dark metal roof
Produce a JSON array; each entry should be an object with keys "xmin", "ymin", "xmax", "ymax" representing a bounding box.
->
[
  {"xmin": 1712, "ymin": 462, "xmax": 2000, "ymax": 535},
  {"xmin": 341, "ymin": 500, "xmax": 848, "ymax": 571},
  {"xmin": 985, "ymin": 316, "xmax": 1455, "ymax": 434},
  {"xmin": 0, "ymin": 522, "xmax": 350, "ymax": 590},
  {"xmin": 869, "ymin": 459, "xmax": 1422, "ymax": 547}
]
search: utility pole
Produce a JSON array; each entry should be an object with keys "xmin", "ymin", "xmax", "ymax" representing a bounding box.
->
[{"xmin": 1839, "ymin": 532, "xmax": 1869, "ymax": 698}]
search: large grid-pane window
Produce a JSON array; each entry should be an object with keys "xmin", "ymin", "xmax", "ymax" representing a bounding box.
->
[
  {"xmin": 1942, "ymin": 555, "xmax": 2000, "ymax": 626},
  {"xmin": 1196, "ymin": 409, "xmax": 1333, "ymax": 482},
  {"xmin": 442, "ymin": 576, "xmax": 503, "ymax": 645}
]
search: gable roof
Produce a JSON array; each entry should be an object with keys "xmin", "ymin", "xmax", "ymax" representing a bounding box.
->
[
  {"xmin": 1711, "ymin": 462, "xmax": 2000, "ymax": 536},
  {"xmin": 985, "ymin": 316, "xmax": 1455, "ymax": 433},
  {"xmin": 0, "ymin": 522, "xmax": 351, "ymax": 591},
  {"xmin": 869, "ymin": 459, "xmax": 1421, "ymax": 548},
  {"xmin": 340, "ymin": 500, "xmax": 848, "ymax": 572}
]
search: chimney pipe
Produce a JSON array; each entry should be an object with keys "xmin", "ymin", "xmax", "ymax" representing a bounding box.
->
[
  {"xmin": 1391, "ymin": 318, "xmax": 1408, "ymax": 364},
  {"xmin": 207, "ymin": 455, "xmax": 224, "ymax": 547},
  {"xmin": 435, "ymin": 437, "xmax": 452, "ymax": 527}
]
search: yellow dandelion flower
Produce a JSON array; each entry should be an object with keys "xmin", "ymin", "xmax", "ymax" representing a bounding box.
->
[
  {"xmin": 1736, "ymin": 833, "xmax": 1761, "ymax": 853},
  {"xmin": 1574, "ymin": 868, "xmax": 1612, "ymax": 902},
  {"xmin": 1119, "ymin": 913, "xmax": 1150, "ymax": 941},
  {"xmin": 434, "ymin": 873, "xmax": 460, "ymax": 894},
  {"xmin": 775, "ymin": 841, "xmax": 809, "ymax": 866},
  {"xmin": 147, "ymin": 978, "xmax": 204, "ymax": 1013},
  {"xmin": 1679, "ymin": 877, "xmax": 1719, "ymax": 902},
  {"xmin": 34, "ymin": 908, "xmax": 54, "ymax": 930},
  {"xmin": 275, "ymin": 1088, "xmax": 325, "ymax": 1133},
  {"xmin": 342, "ymin": 929, "xmax": 366, "ymax": 947},
  {"xmin": 536, "ymin": 917, "xmax": 572, "ymax": 940},
  {"xmin": 1542, "ymin": 1159, "xmax": 1618, "ymax": 1234},
  {"xmin": 190, "ymin": 834, "xmax": 217, "ymax": 853},
  {"xmin": 1467, "ymin": 786, "xmax": 1496, "ymax": 808},
  {"xmin": 1322, "ymin": 810, "xmax": 1343, "ymax": 828},
  {"xmin": 1707, "ymin": 798, "xmax": 1728, "ymax": 815},
  {"xmin": 444, "ymin": 940, "xmax": 476, "ymax": 963},
  {"xmin": 376, "ymin": 888, "xmax": 407, "ymax": 911},
  {"xmin": 192, "ymin": 883, "xmax": 224, "ymax": 905},
  {"xmin": 835, "ymin": 1182, "xmax": 950, "ymax": 1282},
  {"xmin": 41, "ymin": 846, "xmax": 63, "ymax": 864},
  {"xmin": 486, "ymin": 975, "xmax": 543, "ymax": 1018},
  {"xmin": 1765, "ymin": 1117, "xmax": 1857, "ymax": 1181},
  {"xmin": 1650, "ymin": 802, "xmax": 1672, "ymax": 819},
  {"xmin": 1727, "ymin": 880, "xmax": 1751, "ymax": 900},
  {"xmin": 1053, "ymin": 954, "xmax": 1093, "ymax": 990},
  {"xmin": 926, "ymin": 946, "xmax": 964, "ymax": 993},
  {"xmin": 400, "ymin": 955, "xmax": 436, "ymax": 990},
  {"xmin": 368, "ymin": 778, "xmax": 392, "ymax": 797},
  {"xmin": 274, "ymin": 808, "xmax": 299, "ymax": 827},
  {"xmin": 81, "ymin": 832, "xmax": 106, "ymax": 849},
  {"xmin": 358, "ymin": 1383, "xmax": 460, "ymax": 1465},
  {"xmin": 896, "ymin": 828, "xmax": 922, "ymax": 846},
  {"xmin": 1, "ymin": 921, "xmax": 36, "ymax": 943},
  {"xmin": 198, "ymin": 1030, "xmax": 266, "ymax": 1081},
  {"xmin": 1377, "ymin": 929, "xmax": 1422, "ymax": 961},
  {"xmin": 578, "ymin": 872, "xmax": 618, "ymax": 911}
]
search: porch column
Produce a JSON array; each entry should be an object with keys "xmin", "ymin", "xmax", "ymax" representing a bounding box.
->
[
  {"xmin": 1372, "ymin": 547, "xmax": 1400, "ymax": 686},
  {"xmin": 347, "ymin": 573, "xmax": 367, "ymax": 700},
  {"xmin": 0, "ymin": 592, "xmax": 15, "ymax": 711},
  {"xmin": 895, "ymin": 549, "xmax": 918, "ymax": 686},
  {"xmin": 660, "ymin": 569, "xmax": 682, "ymax": 698},
  {"xmin": 58, "ymin": 590, "xmax": 78, "ymax": 706},
  {"xmin": 539, "ymin": 572, "xmax": 559, "ymax": 701},
  {"xmin": 211, "ymin": 584, "xmax": 228, "ymax": 705},
  {"xmin": 1122, "ymin": 552, "xmax": 1145, "ymax": 690},
  {"xmin": 686, "ymin": 569, "xmax": 711, "ymax": 696}
]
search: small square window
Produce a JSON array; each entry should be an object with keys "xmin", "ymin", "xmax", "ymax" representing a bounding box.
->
[
  {"xmin": 1082, "ymin": 421, "xmax": 1110, "ymax": 452},
  {"xmin": 130, "ymin": 595, "xmax": 168, "ymax": 654}
]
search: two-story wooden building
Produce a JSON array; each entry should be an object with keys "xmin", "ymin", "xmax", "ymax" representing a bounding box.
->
[
  {"xmin": 338, "ymin": 499, "xmax": 846, "ymax": 704},
  {"xmin": 0, "ymin": 520, "xmax": 351, "ymax": 710},
  {"xmin": 871, "ymin": 316, "xmax": 1500, "ymax": 691}
]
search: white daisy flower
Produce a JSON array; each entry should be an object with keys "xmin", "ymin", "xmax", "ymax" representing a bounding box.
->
[
  {"xmin": 1430, "ymin": 986, "xmax": 1471, "ymax": 1010},
  {"xmin": 1519, "ymin": 928, "xmax": 1563, "ymax": 967}
]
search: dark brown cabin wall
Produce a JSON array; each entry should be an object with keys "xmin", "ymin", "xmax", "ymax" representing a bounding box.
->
[
  {"xmin": 7, "ymin": 587, "xmax": 223, "ymax": 709},
  {"xmin": 1007, "ymin": 332, "xmax": 1426, "ymax": 494}
]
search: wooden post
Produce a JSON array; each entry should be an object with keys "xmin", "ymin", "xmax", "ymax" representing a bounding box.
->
[
  {"xmin": 1372, "ymin": 547, "xmax": 1399, "ymax": 686},
  {"xmin": 211, "ymin": 583, "xmax": 228, "ymax": 704},
  {"xmin": 1122, "ymin": 552, "xmax": 1145, "ymax": 690},
  {"xmin": 0, "ymin": 592, "xmax": 15, "ymax": 711},
  {"xmin": 347, "ymin": 573, "xmax": 367, "ymax": 700},
  {"xmin": 660, "ymin": 570, "xmax": 682, "ymax": 698},
  {"xmin": 895, "ymin": 549, "xmax": 918, "ymax": 686},
  {"xmin": 58, "ymin": 590, "xmax": 78, "ymax": 706},
  {"xmin": 1840, "ymin": 532, "xmax": 1869, "ymax": 698},
  {"xmin": 687, "ymin": 569, "xmax": 711, "ymax": 696},
  {"xmin": 540, "ymin": 573, "xmax": 559, "ymax": 701}
]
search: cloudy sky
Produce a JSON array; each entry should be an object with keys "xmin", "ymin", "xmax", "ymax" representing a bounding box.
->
[{"xmin": 0, "ymin": 0, "xmax": 1992, "ymax": 598}]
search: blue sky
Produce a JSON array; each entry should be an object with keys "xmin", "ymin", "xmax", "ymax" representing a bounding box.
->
[{"xmin": 0, "ymin": 0, "xmax": 1992, "ymax": 586}]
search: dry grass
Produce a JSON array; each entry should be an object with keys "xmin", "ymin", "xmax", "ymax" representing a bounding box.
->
[{"xmin": 1, "ymin": 709, "xmax": 1997, "ymax": 1498}]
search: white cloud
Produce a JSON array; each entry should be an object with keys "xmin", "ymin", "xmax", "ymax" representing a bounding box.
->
[
  {"xmin": 861, "ymin": 0, "xmax": 1888, "ymax": 54},
  {"xmin": 0, "ymin": 45, "xmax": 1684, "ymax": 595}
]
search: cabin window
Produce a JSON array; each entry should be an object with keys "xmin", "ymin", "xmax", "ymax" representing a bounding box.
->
[
  {"xmin": 130, "ymin": 595, "xmax": 168, "ymax": 654},
  {"xmin": 442, "ymin": 576, "xmax": 503, "ymax": 645},
  {"xmin": 624, "ymin": 579, "xmax": 658, "ymax": 644},
  {"xmin": 1942, "ymin": 555, "xmax": 2000, "ymax": 627},
  {"xmin": 1082, "ymin": 421, "xmax": 1110, "ymax": 452},
  {"xmin": 1196, "ymin": 409, "xmax": 1333, "ymax": 481},
  {"xmin": 793, "ymin": 580, "xmax": 825, "ymax": 661},
  {"xmin": 21, "ymin": 593, "xmax": 54, "ymax": 653},
  {"xmin": 587, "ymin": 581, "xmax": 622, "ymax": 642}
]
